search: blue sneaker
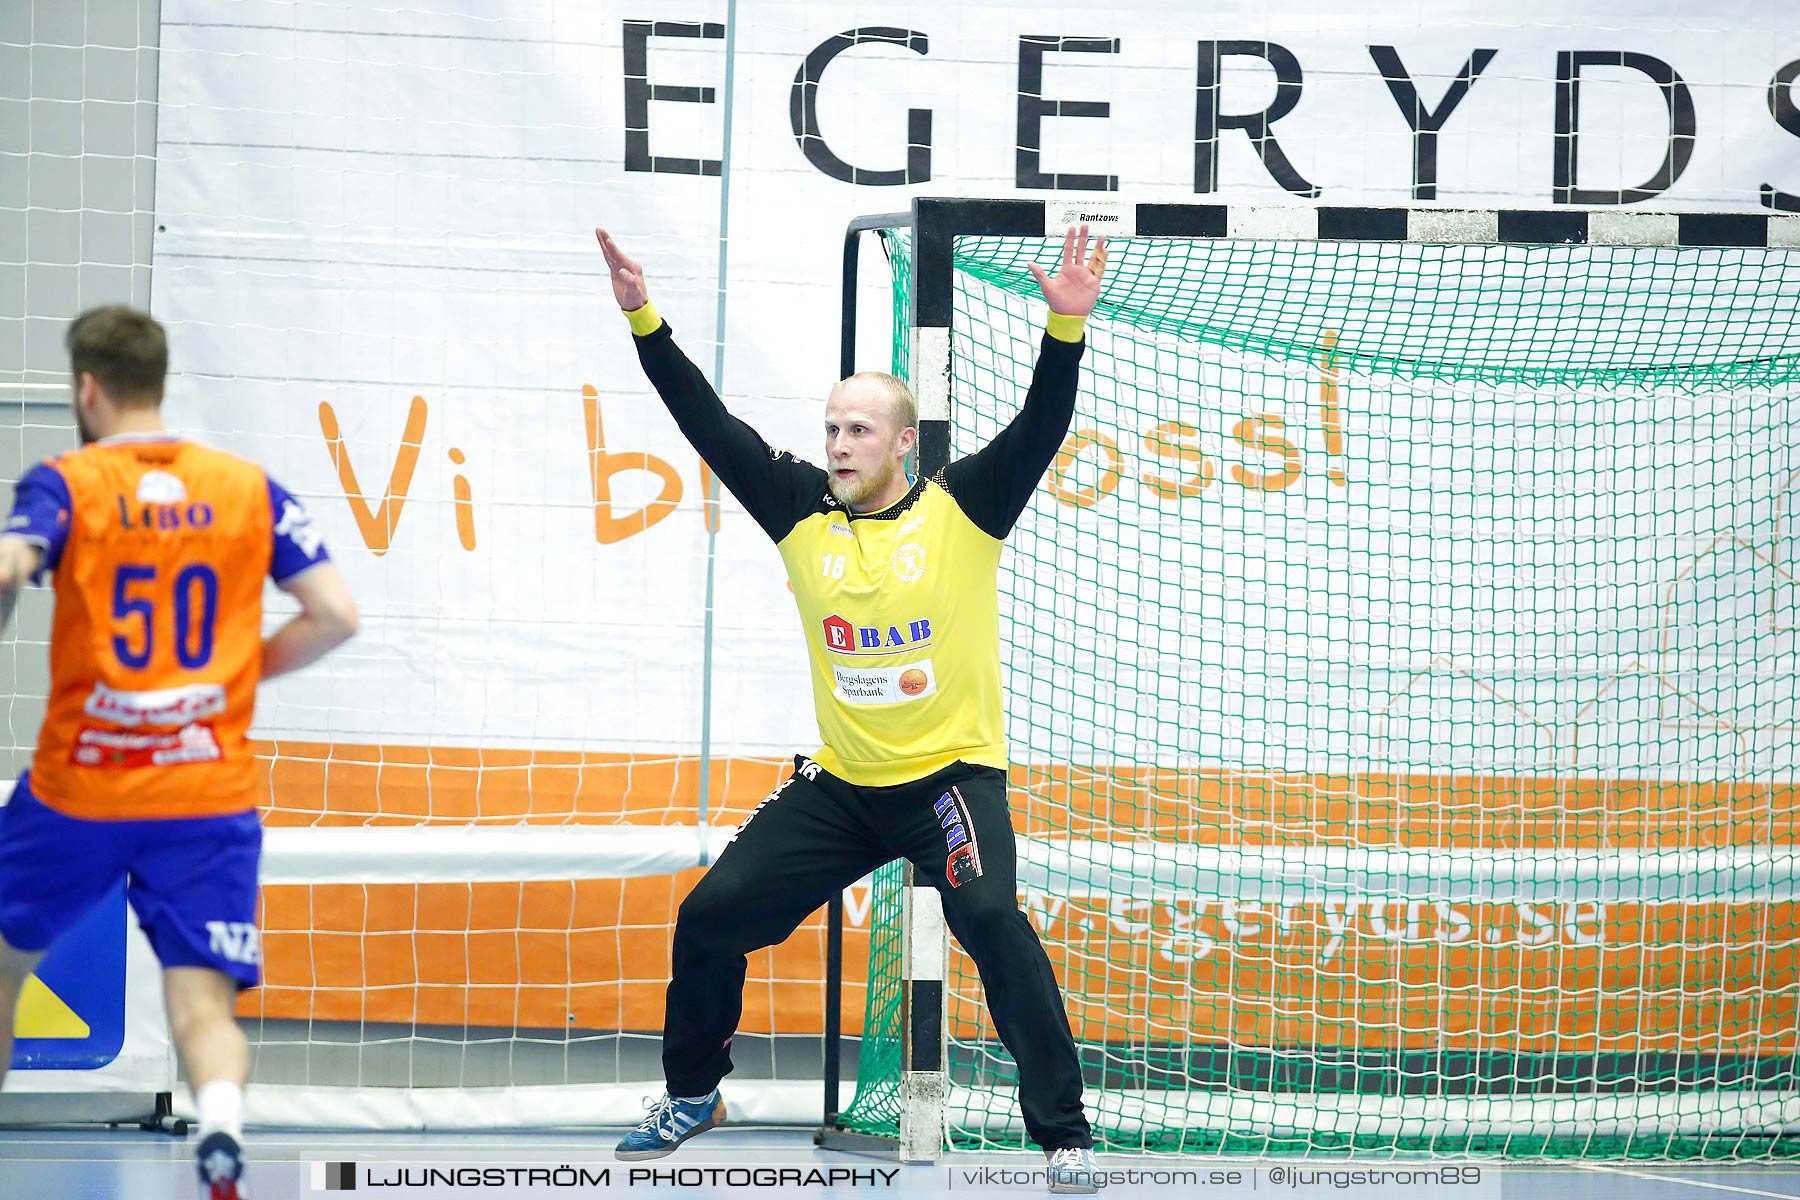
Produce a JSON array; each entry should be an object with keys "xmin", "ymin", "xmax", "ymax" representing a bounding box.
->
[
  {"xmin": 614, "ymin": 1091, "xmax": 726, "ymax": 1161},
  {"xmin": 195, "ymin": 1130, "xmax": 249, "ymax": 1199},
  {"xmin": 1045, "ymin": 1146, "xmax": 1098, "ymax": 1194}
]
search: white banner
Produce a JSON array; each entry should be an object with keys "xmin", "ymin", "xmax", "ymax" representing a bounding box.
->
[{"xmin": 149, "ymin": 0, "xmax": 1800, "ymax": 764}]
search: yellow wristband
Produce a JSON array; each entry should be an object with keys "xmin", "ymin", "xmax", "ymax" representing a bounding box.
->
[
  {"xmin": 1045, "ymin": 310, "xmax": 1087, "ymax": 344},
  {"xmin": 624, "ymin": 301, "xmax": 663, "ymax": 337}
]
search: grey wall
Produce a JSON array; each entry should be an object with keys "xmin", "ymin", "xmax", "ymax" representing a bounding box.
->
[{"xmin": 1, "ymin": 0, "xmax": 161, "ymax": 770}]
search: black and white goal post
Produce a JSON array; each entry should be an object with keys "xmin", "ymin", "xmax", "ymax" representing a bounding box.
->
[{"xmin": 820, "ymin": 195, "xmax": 1800, "ymax": 1165}]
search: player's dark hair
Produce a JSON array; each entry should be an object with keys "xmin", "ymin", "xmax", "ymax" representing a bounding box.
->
[{"xmin": 65, "ymin": 305, "xmax": 167, "ymax": 405}]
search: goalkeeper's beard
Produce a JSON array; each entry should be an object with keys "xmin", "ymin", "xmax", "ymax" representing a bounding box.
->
[{"xmin": 827, "ymin": 456, "xmax": 904, "ymax": 512}]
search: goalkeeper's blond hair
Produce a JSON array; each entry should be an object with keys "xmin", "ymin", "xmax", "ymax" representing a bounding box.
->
[{"xmin": 831, "ymin": 371, "xmax": 917, "ymax": 431}]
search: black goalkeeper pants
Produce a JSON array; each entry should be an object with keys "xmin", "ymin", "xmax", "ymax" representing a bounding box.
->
[{"xmin": 661, "ymin": 756, "xmax": 1092, "ymax": 1151}]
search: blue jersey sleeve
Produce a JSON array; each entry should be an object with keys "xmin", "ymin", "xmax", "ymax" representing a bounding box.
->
[
  {"xmin": 4, "ymin": 462, "xmax": 73, "ymax": 575},
  {"xmin": 266, "ymin": 475, "xmax": 330, "ymax": 583}
]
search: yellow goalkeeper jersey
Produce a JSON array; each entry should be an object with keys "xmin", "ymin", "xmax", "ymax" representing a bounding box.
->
[
  {"xmin": 775, "ymin": 477, "xmax": 1006, "ymax": 784},
  {"xmin": 627, "ymin": 305, "xmax": 1084, "ymax": 786}
]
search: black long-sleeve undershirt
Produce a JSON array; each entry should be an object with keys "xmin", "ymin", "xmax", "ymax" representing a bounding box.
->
[
  {"xmin": 631, "ymin": 320, "xmax": 826, "ymax": 543},
  {"xmin": 632, "ymin": 320, "xmax": 1083, "ymax": 542},
  {"xmin": 936, "ymin": 333, "xmax": 1083, "ymax": 538}
]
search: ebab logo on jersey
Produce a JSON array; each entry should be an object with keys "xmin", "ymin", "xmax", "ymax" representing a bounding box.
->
[{"xmin": 820, "ymin": 614, "xmax": 933, "ymax": 655}]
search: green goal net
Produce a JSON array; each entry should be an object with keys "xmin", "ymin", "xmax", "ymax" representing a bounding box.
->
[{"xmin": 839, "ymin": 223, "xmax": 1800, "ymax": 1158}]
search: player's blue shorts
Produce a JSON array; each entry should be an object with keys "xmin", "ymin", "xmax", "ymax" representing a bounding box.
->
[{"xmin": 0, "ymin": 771, "xmax": 263, "ymax": 988}]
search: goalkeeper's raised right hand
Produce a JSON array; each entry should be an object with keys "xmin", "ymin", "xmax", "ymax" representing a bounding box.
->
[{"xmin": 595, "ymin": 227, "xmax": 651, "ymax": 312}]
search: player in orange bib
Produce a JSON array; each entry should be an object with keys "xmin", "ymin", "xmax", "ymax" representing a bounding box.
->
[{"xmin": 0, "ymin": 307, "xmax": 358, "ymax": 1199}]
